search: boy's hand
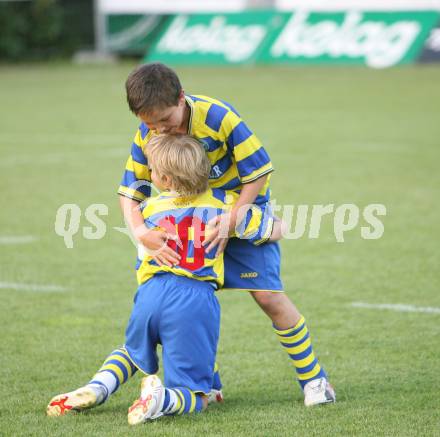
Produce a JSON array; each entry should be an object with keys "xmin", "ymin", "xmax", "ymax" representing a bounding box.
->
[
  {"xmin": 269, "ymin": 216, "xmax": 284, "ymax": 242},
  {"xmin": 203, "ymin": 213, "xmax": 236, "ymax": 257},
  {"xmin": 203, "ymin": 175, "xmax": 269, "ymax": 256},
  {"xmin": 138, "ymin": 228, "xmax": 181, "ymax": 267},
  {"xmin": 119, "ymin": 196, "xmax": 180, "ymax": 266}
]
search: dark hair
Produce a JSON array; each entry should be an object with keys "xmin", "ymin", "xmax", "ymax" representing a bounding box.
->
[{"xmin": 125, "ymin": 63, "xmax": 182, "ymax": 115}]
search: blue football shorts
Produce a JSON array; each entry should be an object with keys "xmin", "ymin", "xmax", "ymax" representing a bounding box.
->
[
  {"xmin": 223, "ymin": 238, "xmax": 283, "ymax": 291},
  {"xmin": 223, "ymin": 200, "xmax": 283, "ymax": 292},
  {"xmin": 124, "ymin": 273, "xmax": 220, "ymax": 394}
]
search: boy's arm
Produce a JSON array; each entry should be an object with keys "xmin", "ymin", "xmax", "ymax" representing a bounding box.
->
[
  {"xmin": 269, "ymin": 218, "xmax": 283, "ymax": 242},
  {"xmin": 230, "ymin": 174, "xmax": 269, "ymax": 222},
  {"xmin": 203, "ymin": 107, "xmax": 273, "ymax": 255},
  {"xmin": 203, "ymin": 174, "xmax": 268, "ymax": 255},
  {"xmin": 119, "ymin": 196, "xmax": 181, "ymax": 266},
  {"xmin": 118, "ymin": 124, "xmax": 180, "ymax": 266}
]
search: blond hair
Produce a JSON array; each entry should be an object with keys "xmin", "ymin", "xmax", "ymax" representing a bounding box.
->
[{"xmin": 145, "ymin": 134, "xmax": 211, "ymax": 196}]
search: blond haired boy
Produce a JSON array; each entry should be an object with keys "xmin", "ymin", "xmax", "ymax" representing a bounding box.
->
[{"xmin": 48, "ymin": 134, "xmax": 279, "ymax": 424}]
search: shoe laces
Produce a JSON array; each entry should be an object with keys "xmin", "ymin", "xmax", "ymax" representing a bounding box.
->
[
  {"xmin": 308, "ymin": 378, "xmax": 326, "ymax": 393},
  {"xmin": 129, "ymin": 394, "xmax": 152, "ymax": 413}
]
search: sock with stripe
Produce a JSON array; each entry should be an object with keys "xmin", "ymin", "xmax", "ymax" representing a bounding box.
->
[
  {"xmin": 274, "ymin": 316, "xmax": 327, "ymax": 389},
  {"xmin": 161, "ymin": 388, "xmax": 204, "ymax": 415},
  {"xmin": 87, "ymin": 347, "xmax": 138, "ymax": 403}
]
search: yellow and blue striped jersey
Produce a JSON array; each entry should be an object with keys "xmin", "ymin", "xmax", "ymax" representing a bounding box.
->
[
  {"xmin": 136, "ymin": 188, "xmax": 273, "ymax": 288},
  {"xmin": 118, "ymin": 95, "xmax": 273, "ymax": 205}
]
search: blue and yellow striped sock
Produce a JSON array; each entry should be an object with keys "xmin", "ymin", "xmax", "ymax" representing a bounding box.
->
[
  {"xmin": 88, "ymin": 347, "xmax": 137, "ymax": 400},
  {"xmin": 274, "ymin": 316, "xmax": 327, "ymax": 389},
  {"xmin": 162, "ymin": 388, "xmax": 204, "ymax": 415},
  {"xmin": 212, "ymin": 362, "xmax": 222, "ymax": 391}
]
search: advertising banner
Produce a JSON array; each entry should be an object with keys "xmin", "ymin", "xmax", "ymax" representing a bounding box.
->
[
  {"xmin": 106, "ymin": 15, "xmax": 165, "ymax": 53},
  {"xmin": 145, "ymin": 10, "xmax": 439, "ymax": 68},
  {"xmin": 260, "ymin": 11, "xmax": 438, "ymax": 68},
  {"xmin": 418, "ymin": 21, "xmax": 440, "ymax": 61},
  {"xmin": 146, "ymin": 12, "xmax": 279, "ymax": 64}
]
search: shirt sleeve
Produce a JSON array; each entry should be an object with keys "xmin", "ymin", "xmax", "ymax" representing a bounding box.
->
[
  {"xmin": 118, "ymin": 123, "xmax": 152, "ymax": 202},
  {"xmin": 140, "ymin": 200, "xmax": 157, "ymax": 229},
  {"xmin": 234, "ymin": 204, "xmax": 274, "ymax": 246},
  {"xmin": 221, "ymin": 188, "xmax": 273, "ymax": 245},
  {"xmin": 223, "ymin": 111, "xmax": 274, "ymax": 184}
]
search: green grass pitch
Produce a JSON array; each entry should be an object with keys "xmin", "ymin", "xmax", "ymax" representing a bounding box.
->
[{"xmin": 0, "ymin": 63, "xmax": 439, "ymax": 436}]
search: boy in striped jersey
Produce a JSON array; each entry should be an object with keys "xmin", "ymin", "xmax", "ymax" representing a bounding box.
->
[
  {"xmin": 47, "ymin": 63, "xmax": 334, "ymax": 415},
  {"xmin": 48, "ymin": 135, "xmax": 279, "ymax": 423}
]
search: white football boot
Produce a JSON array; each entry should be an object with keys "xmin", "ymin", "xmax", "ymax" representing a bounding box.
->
[
  {"xmin": 128, "ymin": 375, "xmax": 165, "ymax": 425},
  {"xmin": 303, "ymin": 377, "xmax": 336, "ymax": 407},
  {"xmin": 46, "ymin": 384, "xmax": 106, "ymax": 416}
]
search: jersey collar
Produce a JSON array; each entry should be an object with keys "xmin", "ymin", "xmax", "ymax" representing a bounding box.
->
[{"xmin": 184, "ymin": 94, "xmax": 194, "ymax": 135}]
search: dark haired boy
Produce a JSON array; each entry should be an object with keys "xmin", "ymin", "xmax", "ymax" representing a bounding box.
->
[{"xmin": 47, "ymin": 63, "xmax": 335, "ymax": 415}]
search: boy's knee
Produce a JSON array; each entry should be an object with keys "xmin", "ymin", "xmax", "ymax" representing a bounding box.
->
[
  {"xmin": 251, "ymin": 291, "xmax": 286, "ymax": 313},
  {"xmin": 251, "ymin": 291, "xmax": 301, "ymax": 327}
]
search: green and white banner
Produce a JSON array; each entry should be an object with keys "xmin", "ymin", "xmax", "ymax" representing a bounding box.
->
[
  {"xmin": 147, "ymin": 12, "xmax": 276, "ymax": 64},
  {"xmin": 262, "ymin": 11, "xmax": 438, "ymax": 68},
  {"xmin": 106, "ymin": 15, "xmax": 166, "ymax": 54},
  {"xmin": 145, "ymin": 10, "xmax": 439, "ymax": 68}
]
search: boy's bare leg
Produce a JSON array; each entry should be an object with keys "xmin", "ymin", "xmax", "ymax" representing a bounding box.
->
[{"xmin": 251, "ymin": 291, "xmax": 300, "ymax": 329}]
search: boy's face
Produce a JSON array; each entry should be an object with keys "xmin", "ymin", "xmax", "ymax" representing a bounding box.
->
[{"xmin": 138, "ymin": 92, "xmax": 188, "ymax": 135}]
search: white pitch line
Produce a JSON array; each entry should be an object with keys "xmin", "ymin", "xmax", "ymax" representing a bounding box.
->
[
  {"xmin": 0, "ymin": 282, "xmax": 67, "ymax": 293},
  {"xmin": 351, "ymin": 302, "xmax": 440, "ymax": 314},
  {"xmin": 0, "ymin": 235, "xmax": 38, "ymax": 245}
]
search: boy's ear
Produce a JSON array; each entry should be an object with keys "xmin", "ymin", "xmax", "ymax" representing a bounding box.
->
[
  {"xmin": 178, "ymin": 89, "xmax": 185, "ymax": 103},
  {"xmin": 162, "ymin": 174, "xmax": 172, "ymax": 186}
]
